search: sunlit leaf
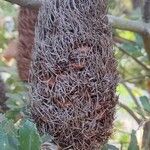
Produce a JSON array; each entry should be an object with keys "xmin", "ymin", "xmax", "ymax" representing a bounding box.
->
[
  {"xmin": 117, "ymin": 84, "xmax": 129, "ymax": 96},
  {"xmin": 119, "ymin": 134, "xmax": 129, "ymax": 144},
  {"xmin": 116, "ymin": 30, "xmax": 136, "ymax": 41}
]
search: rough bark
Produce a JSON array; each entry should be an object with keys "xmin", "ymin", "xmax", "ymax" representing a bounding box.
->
[
  {"xmin": 142, "ymin": 0, "xmax": 150, "ymax": 59},
  {"xmin": 132, "ymin": 0, "xmax": 142, "ymax": 9},
  {"xmin": 142, "ymin": 120, "xmax": 150, "ymax": 150}
]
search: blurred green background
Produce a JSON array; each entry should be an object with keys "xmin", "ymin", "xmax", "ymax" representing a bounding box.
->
[{"xmin": 0, "ymin": 0, "xmax": 150, "ymax": 149}]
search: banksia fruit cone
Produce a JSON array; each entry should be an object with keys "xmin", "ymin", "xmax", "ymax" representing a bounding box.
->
[
  {"xmin": 30, "ymin": 0, "xmax": 118, "ymax": 149},
  {"xmin": 16, "ymin": 8, "xmax": 38, "ymax": 81}
]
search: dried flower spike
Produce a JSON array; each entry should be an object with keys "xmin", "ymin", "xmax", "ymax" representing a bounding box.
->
[{"xmin": 30, "ymin": 0, "xmax": 118, "ymax": 149}]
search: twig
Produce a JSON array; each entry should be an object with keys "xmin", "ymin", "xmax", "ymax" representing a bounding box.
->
[
  {"xmin": 122, "ymin": 83, "xmax": 141, "ymax": 108},
  {"xmin": 108, "ymin": 15, "xmax": 150, "ymax": 35},
  {"xmin": 143, "ymin": 0, "xmax": 150, "ymax": 23},
  {"xmin": 118, "ymin": 102, "xmax": 142, "ymax": 124},
  {"xmin": 3, "ymin": 0, "xmax": 150, "ymax": 35},
  {"xmin": 142, "ymin": 120, "xmax": 150, "ymax": 149},
  {"xmin": 122, "ymin": 82, "xmax": 146, "ymax": 119},
  {"xmin": 3, "ymin": 0, "xmax": 150, "ymax": 59},
  {"xmin": 4, "ymin": 0, "xmax": 42, "ymax": 8},
  {"xmin": 113, "ymin": 36, "xmax": 136, "ymax": 45},
  {"xmin": 120, "ymin": 75, "xmax": 150, "ymax": 83},
  {"xmin": 142, "ymin": 0, "xmax": 150, "ymax": 60},
  {"xmin": 117, "ymin": 44, "xmax": 150, "ymax": 71}
]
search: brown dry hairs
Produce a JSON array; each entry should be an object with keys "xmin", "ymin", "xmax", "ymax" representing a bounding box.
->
[{"xmin": 29, "ymin": 0, "xmax": 118, "ymax": 149}]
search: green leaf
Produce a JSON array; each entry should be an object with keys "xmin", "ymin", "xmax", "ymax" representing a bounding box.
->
[
  {"xmin": 117, "ymin": 84, "xmax": 129, "ymax": 96},
  {"xmin": 6, "ymin": 98, "xmax": 24, "ymax": 110},
  {"xmin": 128, "ymin": 130, "xmax": 139, "ymax": 150},
  {"xmin": 116, "ymin": 30, "xmax": 136, "ymax": 41},
  {"xmin": 18, "ymin": 120, "xmax": 41, "ymax": 150},
  {"xmin": 41, "ymin": 134, "xmax": 54, "ymax": 143},
  {"xmin": 0, "ymin": 131, "xmax": 11, "ymax": 150},
  {"xmin": 135, "ymin": 34, "xmax": 144, "ymax": 47},
  {"xmin": 102, "ymin": 144, "xmax": 119, "ymax": 150},
  {"xmin": 140, "ymin": 96, "xmax": 150, "ymax": 113},
  {"xmin": 5, "ymin": 109, "xmax": 21, "ymax": 120},
  {"xmin": 122, "ymin": 43, "xmax": 142, "ymax": 57},
  {"xmin": 119, "ymin": 134, "xmax": 129, "ymax": 144},
  {"xmin": 0, "ymin": 0, "xmax": 17, "ymax": 16},
  {"xmin": 0, "ymin": 115, "xmax": 19, "ymax": 150},
  {"xmin": 7, "ymin": 135, "xmax": 19, "ymax": 150}
]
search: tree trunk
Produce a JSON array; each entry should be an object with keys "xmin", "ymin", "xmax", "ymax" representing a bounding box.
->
[{"xmin": 142, "ymin": 120, "xmax": 150, "ymax": 150}]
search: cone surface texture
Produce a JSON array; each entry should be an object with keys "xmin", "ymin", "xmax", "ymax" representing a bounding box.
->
[
  {"xmin": 16, "ymin": 8, "xmax": 38, "ymax": 81},
  {"xmin": 30, "ymin": 0, "xmax": 118, "ymax": 149}
]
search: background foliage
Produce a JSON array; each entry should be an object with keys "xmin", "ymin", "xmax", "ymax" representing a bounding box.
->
[{"xmin": 0, "ymin": 0, "xmax": 150, "ymax": 149}]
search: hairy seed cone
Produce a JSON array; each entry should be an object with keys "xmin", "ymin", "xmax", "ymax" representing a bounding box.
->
[{"xmin": 30, "ymin": 0, "xmax": 118, "ymax": 149}]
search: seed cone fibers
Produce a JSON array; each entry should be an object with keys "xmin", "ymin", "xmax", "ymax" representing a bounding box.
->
[{"xmin": 30, "ymin": 0, "xmax": 118, "ymax": 149}]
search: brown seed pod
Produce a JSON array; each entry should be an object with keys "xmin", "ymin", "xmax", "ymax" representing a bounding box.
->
[
  {"xmin": 30, "ymin": 0, "xmax": 118, "ymax": 149},
  {"xmin": 16, "ymin": 8, "xmax": 38, "ymax": 81}
]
